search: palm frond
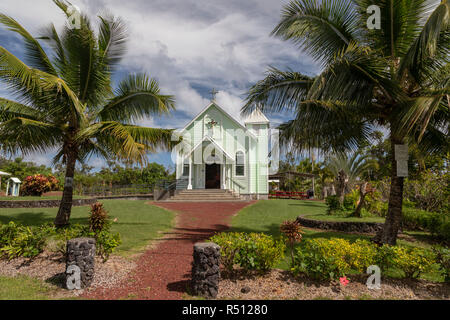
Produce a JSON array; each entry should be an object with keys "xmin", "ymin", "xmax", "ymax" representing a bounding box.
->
[
  {"xmin": 99, "ymin": 74, "xmax": 175, "ymax": 122},
  {"xmin": 0, "ymin": 117, "xmax": 61, "ymax": 155},
  {"xmin": 38, "ymin": 23, "xmax": 67, "ymax": 72},
  {"xmin": 0, "ymin": 98, "xmax": 43, "ymax": 120},
  {"xmin": 242, "ymin": 67, "xmax": 313, "ymax": 116},
  {"xmin": 98, "ymin": 14, "xmax": 127, "ymax": 69},
  {"xmin": 399, "ymin": 0, "xmax": 450, "ymax": 81},
  {"xmin": 272, "ymin": 0, "xmax": 360, "ymax": 66},
  {"xmin": 355, "ymin": 0, "xmax": 433, "ymax": 58},
  {"xmin": 0, "ymin": 13, "xmax": 57, "ymax": 75}
]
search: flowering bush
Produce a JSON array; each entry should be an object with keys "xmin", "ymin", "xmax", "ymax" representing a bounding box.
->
[
  {"xmin": 47, "ymin": 174, "xmax": 60, "ymax": 191},
  {"xmin": 20, "ymin": 174, "xmax": 52, "ymax": 196}
]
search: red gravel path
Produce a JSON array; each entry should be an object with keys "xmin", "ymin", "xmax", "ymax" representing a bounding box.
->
[{"xmin": 85, "ymin": 201, "xmax": 255, "ymax": 300}]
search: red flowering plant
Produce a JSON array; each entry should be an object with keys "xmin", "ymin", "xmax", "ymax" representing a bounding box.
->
[
  {"xmin": 20, "ymin": 174, "xmax": 52, "ymax": 196},
  {"xmin": 339, "ymin": 276, "xmax": 350, "ymax": 286}
]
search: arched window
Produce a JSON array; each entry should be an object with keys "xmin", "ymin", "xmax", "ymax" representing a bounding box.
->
[{"xmin": 235, "ymin": 151, "xmax": 245, "ymax": 176}]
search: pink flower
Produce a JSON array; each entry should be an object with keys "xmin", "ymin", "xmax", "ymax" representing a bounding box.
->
[{"xmin": 339, "ymin": 276, "xmax": 350, "ymax": 286}]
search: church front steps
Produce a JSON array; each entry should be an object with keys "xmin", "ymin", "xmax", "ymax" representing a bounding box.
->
[{"xmin": 165, "ymin": 189, "xmax": 246, "ymax": 202}]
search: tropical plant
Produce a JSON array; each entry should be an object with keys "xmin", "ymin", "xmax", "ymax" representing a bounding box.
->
[
  {"xmin": 243, "ymin": 0, "xmax": 449, "ymax": 244},
  {"xmin": 20, "ymin": 174, "xmax": 52, "ymax": 196},
  {"xmin": 280, "ymin": 219, "xmax": 303, "ymax": 265},
  {"xmin": 0, "ymin": 1, "xmax": 176, "ymax": 226},
  {"xmin": 327, "ymin": 151, "xmax": 374, "ymax": 203}
]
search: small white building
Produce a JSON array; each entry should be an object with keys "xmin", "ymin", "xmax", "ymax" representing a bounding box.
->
[{"xmin": 6, "ymin": 177, "xmax": 21, "ymax": 197}]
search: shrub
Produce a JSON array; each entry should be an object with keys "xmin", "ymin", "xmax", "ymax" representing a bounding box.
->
[
  {"xmin": 290, "ymin": 238, "xmax": 439, "ymax": 280},
  {"xmin": 0, "ymin": 222, "xmax": 48, "ymax": 259},
  {"xmin": 51, "ymin": 223, "xmax": 121, "ymax": 262},
  {"xmin": 280, "ymin": 220, "xmax": 303, "ymax": 265},
  {"xmin": 20, "ymin": 174, "xmax": 52, "ymax": 196},
  {"xmin": 364, "ymin": 190, "xmax": 386, "ymax": 216},
  {"xmin": 209, "ymin": 232, "xmax": 285, "ymax": 272},
  {"xmin": 325, "ymin": 195, "xmax": 342, "ymax": 214},
  {"xmin": 47, "ymin": 174, "xmax": 60, "ymax": 191},
  {"xmin": 292, "ymin": 240, "xmax": 340, "ymax": 280},
  {"xmin": 93, "ymin": 229, "xmax": 122, "ymax": 261},
  {"xmin": 387, "ymin": 246, "xmax": 435, "ymax": 279},
  {"xmin": 404, "ymin": 170, "xmax": 450, "ymax": 213},
  {"xmin": 343, "ymin": 190, "xmax": 359, "ymax": 210},
  {"xmin": 89, "ymin": 202, "xmax": 110, "ymax": 233},
  {"xmin": 292, "ymin": 238, "xmax": 378, "ymax": 280},
  {"xmin": 432, "ymin": 246, "xmax": 450, "ymax": 282},
  {"xmin": 402, "ymin": 205, "xmax": 449, "ymax": 242},
  {"xmin": 0, "ymin": 219, "xmax": 121, "ymax": 262}
]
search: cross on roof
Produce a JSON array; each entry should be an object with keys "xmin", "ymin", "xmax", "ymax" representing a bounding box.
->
[{"xmin": 210, "ymin": 88, "xmax": 219, "ymax": 101}]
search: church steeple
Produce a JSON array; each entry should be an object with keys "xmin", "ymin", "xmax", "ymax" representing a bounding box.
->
[{"xmin": 244, "ymin": 107, "xmax": 270, "ymax": 125}]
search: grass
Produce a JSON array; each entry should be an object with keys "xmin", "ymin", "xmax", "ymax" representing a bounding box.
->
[
  {"xmin": 0, "ymin": 275, "xmax": 56, "ymax": 300},
  {"xmin": 229, "ymin": 199, "xmax": 445, "ymax": 282},
  {"xmin": 0, "ymin": 195, "xmax": 87, "ymax": 201},
  {"xmin": 0, "ymin": 200, "xmax": 176, "ymax": 257}
]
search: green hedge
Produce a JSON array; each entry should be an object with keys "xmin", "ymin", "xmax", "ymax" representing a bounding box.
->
[
  {"xmin": 0, "ymin": 221, "xmax": 121, "ymax": 261},
  {"xmin": 292, "ymin": 238, "xmax": 439, "ymax": 280},
  {"xmin": 209, "ymin": 232, "xmax": 285, "ymax": 272},
  {"xmin": 402, "ymin": 205, "xmax": 449, "ymax": 242}
]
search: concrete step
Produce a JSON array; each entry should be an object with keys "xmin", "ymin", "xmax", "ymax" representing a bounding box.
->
[
  {"xmin": 162, "ymin": 199, "xmax": 249, "ymax": 202},
  {"xmin": 178, "ymin": 190, "xmax": 229, "ymax": 193}
]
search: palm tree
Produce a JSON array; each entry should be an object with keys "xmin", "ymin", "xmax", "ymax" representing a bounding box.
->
[
  {"xmin": 243, "ymin": 0, "xmax": 449, "ymax": 244},
  {"xmin": 327, "ymin": 151, "xmax": 373, "ymax": 203},
  {"xmin": 0, "ymin": 0, "xmax": 176, "ymax": 227}
]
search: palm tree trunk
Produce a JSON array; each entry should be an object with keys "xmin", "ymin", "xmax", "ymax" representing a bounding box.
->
[
  {"xmin": 336, "ymin": 170, "xmax": 347, "ymax": 204},
  {"xmin": 374, "ymin": 135, "xmax": 404, "ymax": 245},
  {"xmin": 351, "ymin": 182, "xmax": 367, "ymax": 218},
  {"xmin": 54, "ymin": 150, "xmax": 77, "ymax": 227}
]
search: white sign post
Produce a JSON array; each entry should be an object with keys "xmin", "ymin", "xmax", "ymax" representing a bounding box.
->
[{"xmin": 395, "ymin": 144, "xmax": 408, "ymax": 177}]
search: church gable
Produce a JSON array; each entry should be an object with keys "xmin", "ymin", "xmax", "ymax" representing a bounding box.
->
[{"xmin": 182, "ymin": 102, "xmax": 255, "ymax": 150}]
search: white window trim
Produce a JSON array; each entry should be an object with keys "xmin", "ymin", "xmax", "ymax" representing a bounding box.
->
[
  {"xmin": 181, "ymin": 158, "xmax": 190, "ymax": 177},
  {"xmin": 235, "ymin": 150, "xmax": 246, "ymax": 177}
]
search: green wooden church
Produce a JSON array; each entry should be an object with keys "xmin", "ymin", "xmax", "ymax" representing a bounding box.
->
[{"xmin": 173, "ymin": 99, "xmax": 270, "ymax": 200}]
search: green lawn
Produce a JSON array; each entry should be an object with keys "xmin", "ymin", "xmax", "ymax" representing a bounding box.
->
[
  {"xmin": 0, "ymin": 200, "xmax": 176, "ymax": 256},
  {"xmin": 0, "ymin": 195, "xmax": 87, "ymax": 201},
  {"xmin": 0, "ymin": 276, "xmax": 56, "ymax": 300},
  {"xmin": 229, "ymin": 199, "xmax": 444, "ymax": 281}
]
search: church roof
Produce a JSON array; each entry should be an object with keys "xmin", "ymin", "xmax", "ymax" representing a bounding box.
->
[
  {"xmin": 179, "ymin": 101, "xmax": 257, "ymax": 140},
  {"xmin": 244, "ymin": 108, "xmax": 270, "ymax": 124}
]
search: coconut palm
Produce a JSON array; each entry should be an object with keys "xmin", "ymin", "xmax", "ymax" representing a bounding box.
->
[
  {"xmin": 243, "ymin": 0, "xmax": 449, "ymax": 244},
  {"xmin": 0, "ymin": 0, "xmax": 176, "ymax": 227}
]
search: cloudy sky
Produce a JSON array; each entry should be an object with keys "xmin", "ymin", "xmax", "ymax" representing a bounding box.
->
[{"xmin": 0, "ymin": 0, "xmax": 320, "ymax": 170}]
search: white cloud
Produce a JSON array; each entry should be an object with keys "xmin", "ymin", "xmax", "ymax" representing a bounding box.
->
[{"xmin": 0, "ymin": 0, "xmax": 320, "ymax": 168}]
